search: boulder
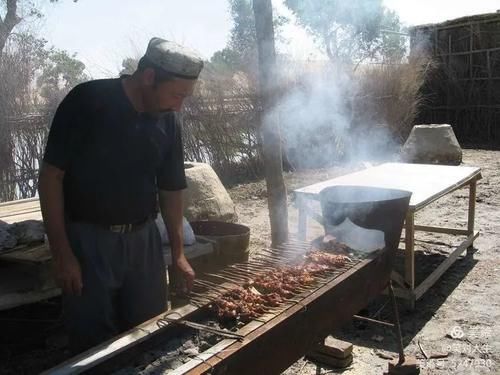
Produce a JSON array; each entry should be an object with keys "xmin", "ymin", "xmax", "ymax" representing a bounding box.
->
[
  {"xmin": 401, "ymin": 124, "xmax": 462, "ymax": 165},
  {"xmin": 183, "ymin": 162, "xmax": 237, "ymax": 222}
]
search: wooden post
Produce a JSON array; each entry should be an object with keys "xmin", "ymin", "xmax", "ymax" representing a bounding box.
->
[
  {"xmin": 467, "ymin": 180, "xmax": 476, "ymax": 256},
  {"xmin": 252, "ymin": 0, "xmax": 289, "ymax": 246},
  {"xmin": 297, "ymin": 195, "xmax": 307, "ymax": 241},
  {"xmin": 404, "ymin": 211, "xmax": 415, "ymax": 310}
]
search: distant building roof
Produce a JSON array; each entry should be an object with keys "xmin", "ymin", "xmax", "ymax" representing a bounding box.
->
[{"xmin": 410, "ymin": 11, "xmax": 500, "ymax": 31}]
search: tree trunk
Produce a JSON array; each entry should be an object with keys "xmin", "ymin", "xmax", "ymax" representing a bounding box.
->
[
  {"xmin": 0, "ymin": 0, "xmax": 21, "ymax": 57},
  {"xmin": 252, "ymin": 0, "xmax": 288, "ymax": 246}
]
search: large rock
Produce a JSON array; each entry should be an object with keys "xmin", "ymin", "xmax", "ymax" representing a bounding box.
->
[
  {"xmin": 401, "ymin": 124, "xmax": 462, "ymax": 165},
  {"xmin": 183, "ymin": 162, "xmax": 237, "ymax": 222}
]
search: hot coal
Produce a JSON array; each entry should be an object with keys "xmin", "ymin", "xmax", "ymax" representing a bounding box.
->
[{"xmin": 112, "ymin": 319, "xmax": 232, "ymax": 375}]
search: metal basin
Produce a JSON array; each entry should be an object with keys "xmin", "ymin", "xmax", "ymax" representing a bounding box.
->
[
  {"xmin": 319, "ymin": 185, "xmax": 411, "ymax": 253},
  {"xmin": 190, "ymin": 221, "xmax": 250, "ymax": 267}
]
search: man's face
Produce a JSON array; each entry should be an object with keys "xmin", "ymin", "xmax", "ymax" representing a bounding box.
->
[
  {"xmin": 142, "ymin": 69, "xmax": 197, "ymax": 113},
  {"xmin": 154, "ymin": 78, "xmax": 197, "ymax": 112}
]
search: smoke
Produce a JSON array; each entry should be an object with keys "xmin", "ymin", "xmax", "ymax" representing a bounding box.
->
[{"xmin": 269, "ymin": 62, "xmax": 401, "ymax": 170}]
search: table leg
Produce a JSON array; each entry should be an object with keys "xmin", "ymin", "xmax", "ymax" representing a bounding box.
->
[
  {"xmin": 405, "ymin": 211, "xmax": 416, "ymax": 310},
  {"xmin": 297, "ymin": 195, "xmax": 307, "ymax": 241},
  {"xmin": 467, "ymin": 180, "xmax": 477, "ymax": 256}
]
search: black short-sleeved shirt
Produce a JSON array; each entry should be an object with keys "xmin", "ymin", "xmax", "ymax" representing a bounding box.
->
[{"xmin": 43, "ymin": 78, "xmax": 187, "ymax": 225}]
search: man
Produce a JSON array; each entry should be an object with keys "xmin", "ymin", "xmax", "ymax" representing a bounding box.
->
[{"xmin": 38, "ymin": 37, "xmax": 203, "ymax": 353}]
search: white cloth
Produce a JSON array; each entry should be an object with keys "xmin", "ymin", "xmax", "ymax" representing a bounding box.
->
[{"xmin": 155, "ymin": 214, "xmax": 196, "ymax": 246}]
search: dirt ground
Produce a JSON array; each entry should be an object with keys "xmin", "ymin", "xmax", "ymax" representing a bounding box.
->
[
  {"xmin": 230, "ymin": 149, "xmax": 500, "ymax": 375},
  {"xmin": 1, "ymin": 149, "xmax": 499, "ymax": 374}
]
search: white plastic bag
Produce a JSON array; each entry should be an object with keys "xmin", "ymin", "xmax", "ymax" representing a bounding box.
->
[{"xmin": 155, "ymin": 214, "xmax": 196, "ymax": 246}]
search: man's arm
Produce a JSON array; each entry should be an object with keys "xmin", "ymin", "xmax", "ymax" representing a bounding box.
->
[
  {"xmin": 38, "ymin": 162, "xmax": 82, "ymax": 295},
  {"xmin": 158, "ymin": 189, "xmax": 195, "ymax": 291}
]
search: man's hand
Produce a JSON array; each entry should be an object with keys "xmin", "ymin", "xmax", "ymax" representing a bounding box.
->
[
  {"xmin": 39, "ymin": 162, "xmax": 82, "ymax": 295},
  {"xmin": 174, "ymin": 254, "xmax": 195, "ymax": 293},
  {"xmin": 53, "ymin": 248, "xmax": 83, "ymax": 296}
]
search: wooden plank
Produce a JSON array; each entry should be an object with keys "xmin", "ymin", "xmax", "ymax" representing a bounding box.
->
[
  {"xmin": 0, "ymin": 244, "xmax": 50, "ymax": 263},
  {"xmin": 0, "ymin": 201, "xmax": 40, "ymax": 214},
  {"xmin": 293, "ymin": 163, "xmax": 482, "ymax": 212},
  {"xmin": 414, "ymin": 231, "xmax": 479, "ymax": 300},
  {"xmin": 0, "ymin": 197, "xmax": 38, "ymax": 208},
  {"xmin": 0, "ymin": 212, "xmax": 43, "ymax": 224},
  {"xmin": 417, "ymin": 14, "xmax": 500, "ymax": 33},
  {"xmin": 297, "ymin": 195, "xmax": 307, "ymax": 241},
  {"xmin": 413, "ymin": 225, "xmax": 469, "ymax": 235},
  {"xmin": 435, "ymin": 45, "xmax": 500, "ymax": 57},
  {"xmin": 404, "ymin": 212, "xmax": 415, "ymax": 291},
  {"xmin": 0, "ymin": 288, "xmax": 60, "ymax": 311},
  {"xmin": 467, "ymin": 182, "xmax": 477, "ymax": 255},
  {"xmin": 297, "ymin": 200, "xmax": 323, "ymax": 226},
  {"xmin": 0, "ymin": 197, "xmax": 43, "ymax": 224},
  {"xmin": 0, "ymin": 260, "xmax": 59, "ymax": 310},
  {"xmin": 0, "ymin": 206, "xmax": 41, "ymax": 217}
]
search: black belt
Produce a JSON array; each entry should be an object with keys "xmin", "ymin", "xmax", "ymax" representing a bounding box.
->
[{"xmin": 97, "ymin": 216, "xmax": 153, "ymax": 234}]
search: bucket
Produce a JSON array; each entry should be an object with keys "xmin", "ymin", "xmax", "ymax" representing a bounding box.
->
[{"xmin": 189, "ymin": 221, "xmax": 250, "ymax": 268}]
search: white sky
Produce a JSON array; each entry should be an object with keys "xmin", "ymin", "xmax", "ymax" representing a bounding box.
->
[{"xmin": 36, "ymin": 0, "xmax": 500, "ymax": 78}]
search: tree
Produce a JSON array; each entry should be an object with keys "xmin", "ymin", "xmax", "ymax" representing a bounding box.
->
[
  {"xmin": 0, "ymin": 1, "xmax": 81, "ymax": 200},
  {"xmin": 37, "ymin": 49, "xmax": 88, "ymax": 108},
  {"xmin": 0, "ymin": 0, "xmax": 22, "ymax": 56},
  {"xmin": 253, "ymin": 0, "xmax": 289, "ymax": 246},
  {"xmin": 284, "ymin": 0, "xmax": 406, "ymax": 64},
  {"xmin": 0, "ymin": 0, "xmax": 75, "ymax": 57},
  {"xmin": 209, "ymin": 0, "xmax": 287, "ymax": 75}
]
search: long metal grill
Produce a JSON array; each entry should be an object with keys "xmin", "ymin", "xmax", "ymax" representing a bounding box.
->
[{"xmin": 186, "ymin": 239, "xmax": 364, "ymax": 324}]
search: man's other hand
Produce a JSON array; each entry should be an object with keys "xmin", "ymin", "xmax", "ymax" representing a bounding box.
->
[
  {"xmin": 53, "ymin": 248, "xmax": 83, "ymax": 296},
  {"xmin": 175, "ymin": 254, "xmax": 195, "ymax": 293}
]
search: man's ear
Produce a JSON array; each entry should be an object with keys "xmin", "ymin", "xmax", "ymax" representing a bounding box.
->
[{"xmin": 142, "ymin": 68, "xmax": 156, "ymax": 87}]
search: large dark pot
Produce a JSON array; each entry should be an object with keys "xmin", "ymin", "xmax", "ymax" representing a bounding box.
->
[{"xmin": 319, "ymin": 186, "xmax": 411, "ymax": 253}]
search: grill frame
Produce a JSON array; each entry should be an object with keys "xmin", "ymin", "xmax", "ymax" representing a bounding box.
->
[
  {"xmin": 179, "ymin": 246, "xmax": 393, "ymax": 375},
  {"xmin": 43, "ymin": 241, "xmax": 395, "ymax": 375}
]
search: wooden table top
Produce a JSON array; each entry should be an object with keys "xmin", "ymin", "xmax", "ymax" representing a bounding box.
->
[
  {"xmin": 0, "ymin": 197, "xmax": 42, "ymax": 224},
  {"xmin": 294, "ymin": 163, "xmax": 482, "ymax": 211}
]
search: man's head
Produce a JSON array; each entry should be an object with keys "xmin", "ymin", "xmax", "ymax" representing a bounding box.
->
[{"xmin": 135, "ymin": 38, "xmax": 204, "ymax": 113}]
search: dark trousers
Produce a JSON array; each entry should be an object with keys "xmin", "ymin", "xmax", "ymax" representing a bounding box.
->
[{"xmin": 64, "ymin": 220, "xmax": 167, "ymax": 354}]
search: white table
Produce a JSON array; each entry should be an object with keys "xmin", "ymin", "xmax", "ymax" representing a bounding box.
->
[{"xmin": 294, "ymin": 162, "xmax": 482, "ymax": 309}]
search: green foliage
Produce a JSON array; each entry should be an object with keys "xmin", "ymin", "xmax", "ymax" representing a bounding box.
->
[
  {"xmin": 208, "ymin": 0, "xmax": 287, "ymax": 74},
  {"xmin": 37, "ymin": 49, "xmax": 88, "ymax": 106},
  {"xmin": 284, "ymin": 0, "xmax": 406, "ymax": 63}
]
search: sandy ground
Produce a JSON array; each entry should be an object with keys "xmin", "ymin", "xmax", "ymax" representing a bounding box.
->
[
  {"xmin": 230, "ymin": 149, "xmax": 500, "ymax": 375},
  {"xmin": 1, "ymin": 149, "xmax": 499, "ymax": 374}
]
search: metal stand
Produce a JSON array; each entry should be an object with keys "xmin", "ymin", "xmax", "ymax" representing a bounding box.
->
[
  {"xmin": 389, "ymin": 280, "xmax": 405, "ymax": 365},
  {"xmin": 352, "ymin": 281, "xmax": 419, "ymax": 374},
  {"xmin": 387, "ymin": 280, "xmax": 419, "ymax": 374}
]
